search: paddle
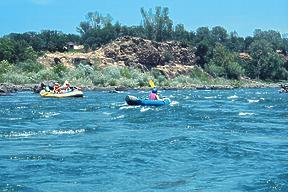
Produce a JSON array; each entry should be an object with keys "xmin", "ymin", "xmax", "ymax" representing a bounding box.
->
[{"xmin": 149, "ymin": 79, "xmax": 155, "ymax": 88}]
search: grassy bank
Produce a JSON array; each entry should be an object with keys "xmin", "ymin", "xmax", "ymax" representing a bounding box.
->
[{"xmin": 0, "ymin": 60, "xmax": 283, "ymax": 90}]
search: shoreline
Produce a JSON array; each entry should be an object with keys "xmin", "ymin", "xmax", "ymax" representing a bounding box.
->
[{"xmin": 0, "ymin": 82, "xmax": 281, "ymax": 95}]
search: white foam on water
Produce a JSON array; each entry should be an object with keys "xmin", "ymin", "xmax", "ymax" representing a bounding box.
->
[
  {"xmin": 248, "ymin": 99, "xmax": 259, "ymax": 103},
  {"xmin": 102, "ymin": 112, "xmax": 112, "ymax": 115},
  {"xmin": 119, "ymin": 105, "xmax": 140, "ymax": 110},
  {"xmin": 265, "ymin": 105, "xmax": 274, "ymax": 109},
  {"xmin": 204, "ymin": 96, "xmax": 217, "ymax": 99},
  {"xmin": 239, "ymin": 112, "xmax": 255, "ymax": 116},
  {"xmin": 227, "ymin": 95, "xmax": 238, "ymax": 99},
  {"xmin": 170, "ymin": 101, "xmax": 179, "ymax": 106},
  {"xmin": 39, "ymin": 112, "xmax": 60, "ymax": 118},
  {"xmin": 50, "ymin": 129, "xmax": 85, "ymax": 135},
  {"xmin": 113, "ymin": 115, "xmax": 125, "ymax": 119},
  {"xmin": 183, "ymin": 96, "xmax": 190, "ymax": 100},
  {"xmin": 16, "ymin": 106, "xmax": 27, "ymax": 109},
  {"xmin": 6, "ymin": 131, "xmax": 37, "ymax": 138},
  {"xmin": 1, "ymin": 128, "xmax": 86, "ymax": 138},
  {"xmin": 140, "ymin": 107, "xmax": 151, "ymax": 112},
  {"xmin": 8, "ymin": 117, "xmax": 22, "ymax": 120}
]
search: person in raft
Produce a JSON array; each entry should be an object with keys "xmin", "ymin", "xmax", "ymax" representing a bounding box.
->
[
  {"xmin": 61, "ymin": 80, "xmax": 71, "ymax": 92},
  {"xmin": 53, "ymin": 82, "xmax": 61, "ymax": 94},
  {"xmin": 149, "ymin": 87, "xmax": 160, "ymax": 100}
]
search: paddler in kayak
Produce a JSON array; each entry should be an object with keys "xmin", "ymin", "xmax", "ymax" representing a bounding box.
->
[{"xmin": 148, "ymin": 87, "xmax": 160, "ymax": 100}]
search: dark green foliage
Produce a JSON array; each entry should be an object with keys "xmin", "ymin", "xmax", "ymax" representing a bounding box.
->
[
  {"xmin": 246, "ymin": 39, "xmax": 287, "ymax": 80},
  {"xmin": 195, "ymin": 42, "xmax": 209, "ymax": 68},
  {"xmin": 205, "ymin": 43, "xmax": 244, "ymax": 79},
  {"xmin": 226, "ymin": 32, "xmax": 245, "ymax": 52},
  {"xmin": 53, "ymin": 63, "xmax": 68, "ymax": 78},
  {"xmin": 0, "ymin": 38, "xmax": 38, "ymax": 63},
  {"xmin": 0, "ymin": 38, "xmax": 15, "ymax": 63},
  {"xmin": 6, "ymin": 30, "xmax": 80, "ymax": 53},
  {"xmin": 211, "ymin": 26, "xmax": 228, "ymax": 44},
  {"xmin": 253, "ymin": 29, "xmax": 283, "ymax": 51}
]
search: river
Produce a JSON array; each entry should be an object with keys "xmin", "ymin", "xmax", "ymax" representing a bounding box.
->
[{"xmin": 0, "ymin": 88, "xmax": 287, "ymax": 191}]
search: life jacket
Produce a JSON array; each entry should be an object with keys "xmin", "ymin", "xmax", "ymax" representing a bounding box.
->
[
  {"xmin": 149, "ymin": 93, "xmax": 158, "ymax": 100},
  {"xmin": 53, "ymin": 85, "xmax": 61, "ymax": 93}
]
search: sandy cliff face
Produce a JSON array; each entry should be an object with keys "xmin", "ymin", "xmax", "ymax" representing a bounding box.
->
[{"xmin": 37, "ymin": 36, "xmax": 198, "ymax": 78}]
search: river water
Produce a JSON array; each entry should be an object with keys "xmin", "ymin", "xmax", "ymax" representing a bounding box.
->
[{"xmin": 0, "ymin": 88, "xmax": 287, "ymax": 192}]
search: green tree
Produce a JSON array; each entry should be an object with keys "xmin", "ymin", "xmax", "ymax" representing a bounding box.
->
[
  {"xmin": 205, "ymin": 43, "xmax": 244, "ymax": 79},
  {"xmin": 140, "ymin": 7, "xmax": 173, "ymax": 41},
  {"xmin": 253, "ymin": 29, "xmax": 283, "ymax": 51},
  {"xmin": 174, "ymin": 24, "xmax": 190, "ymax": 42},
  {"xmin": 0, "ymin": 38, "xmax": 15, "ymax": 63},
  {"xmin": 226, "ymin": 31, "xmax": 245, "ymax": 52},
  {"xmin": 195, "ymin": 27, "xmax": 211, "ymax": 43},
  {"xmin": 211, "ymin": 26, "xmax": 227, "ymax": 44},
  {"xmin": 248, "ymin": 39, "xmax": 287, "ymax": 80},
  {"xmin": 39, "ymin": 30, "xmax": 67, "ymax": 52}
]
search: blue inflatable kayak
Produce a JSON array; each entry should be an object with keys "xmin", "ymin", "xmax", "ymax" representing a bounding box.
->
[{"xmin": 125, "ymin": 95, "xmax": 171, "ymax": 106}]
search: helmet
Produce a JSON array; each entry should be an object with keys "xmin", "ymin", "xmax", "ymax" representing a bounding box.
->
[{"xmin": 152, "ymin": 88, "xmax": 158, "ymax": 93}]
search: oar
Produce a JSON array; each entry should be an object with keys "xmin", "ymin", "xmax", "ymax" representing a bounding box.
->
[{"xmin": 149, "ymin": 80, "xmax": 155, "ymax": 88}]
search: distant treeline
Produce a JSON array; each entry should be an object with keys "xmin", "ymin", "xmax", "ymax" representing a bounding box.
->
[{"xmin": 0, "ymin": 6, "xmax": 287, "ymax": 81}]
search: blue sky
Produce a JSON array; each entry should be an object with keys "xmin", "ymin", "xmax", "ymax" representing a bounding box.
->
[{"xmin": 0, "ymin": 0, "xmax": 287, "ymax": 37}]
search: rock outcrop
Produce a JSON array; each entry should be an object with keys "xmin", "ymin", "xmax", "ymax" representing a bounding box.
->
[
  {"xmin": 37, "ymin": 36, "xmax": 197, "ymax": 78},
  {"xmin": 97, "ymin": 36, "xmax": 196, "ymax": 69},
  {"xmin": 0, "ymin": 83, "xmax": 35, "ymax": 95}
]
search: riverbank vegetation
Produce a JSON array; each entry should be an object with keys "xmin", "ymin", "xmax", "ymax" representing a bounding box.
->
[{"xmin": 0, "ymin": 6, "xmax": 287, "ymax": 88}]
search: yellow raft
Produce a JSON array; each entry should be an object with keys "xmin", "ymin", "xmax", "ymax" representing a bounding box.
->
[{"xmin": 40, "ymin": 90, "xmax": 84, "ymax": 98}]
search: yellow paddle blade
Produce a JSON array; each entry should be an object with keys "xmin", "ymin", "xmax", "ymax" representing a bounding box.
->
[{"xmin": 149, "ymin": 80, "xmax": 155, "ymax": 88}]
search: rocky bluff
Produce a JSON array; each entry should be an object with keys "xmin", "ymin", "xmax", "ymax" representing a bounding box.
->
[{"xmin": 38, "ymin": 36, "xmax": 198, "ymax": 78}]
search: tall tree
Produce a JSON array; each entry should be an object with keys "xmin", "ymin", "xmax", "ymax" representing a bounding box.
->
[
  {"xmin": 248, "ymin": 39, "xmax": 287, "ymax": 80},
  {"xmin": 211, "ymin": 26, "xmax": 227, "ymax": 44},
  {"xmin": 253, "ymin": 29, "xmax": 283, "ymax": 51},
  {"xmin": 140, "ymin": 7, "xmax": 173, "ymax": 41}
]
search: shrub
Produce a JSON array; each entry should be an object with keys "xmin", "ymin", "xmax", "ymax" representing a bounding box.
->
[
  {"xmin": 103, "ymin": 66, "xmax": 121, "ymax": 79},
  {"xmin": 189, "ymin": 67, "xmax": 209, "ymax": 81},
  {"xmin": 15, "ymin": 60, "xmax": 44, "ymax": 73},
  {"xmin": 120, "ymin": 67, "xmax": 132, "ymax": 79},
  {"xmin": 33, "ymin": 69, "xmax": 59, "ymax": 82},
  {"xmin": 205, "ymin": 63, "xmax": 225, "ymax": 78},
  {"xmin": 1, "ymin": 71, "xmax": 31, "ymax": 84},
  {"xmin": 53, "ymin": 63, "xmax": 68, "ymax": 78},
  {"xmin": 0, "ymin": 60, "xmax": 14, "ymax": 74}
]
